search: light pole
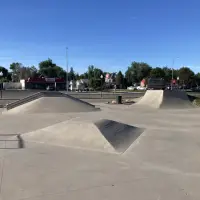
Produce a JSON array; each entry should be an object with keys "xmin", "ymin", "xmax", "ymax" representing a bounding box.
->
[
  {"xmin": 177, "ymin": 76, "xmax": 179, "ymax": 89},
  {"xmin": 100, "ymin": 74, "xmax": 103, "ymax": 98},
  {"xmin": 171, "ymin": 58, "xmax": 179, "ymax": 90},
  {"xmin": 66, "ymin": 47, "xmax": 69, "ymax": 93},
  {"xmin": 0, "ymin": 72, "xmax": 3, "ymax": 98}
]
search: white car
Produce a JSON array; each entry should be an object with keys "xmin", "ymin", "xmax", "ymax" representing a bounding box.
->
[
  {"xmin": 136, "ymin": 86, "xmax": 146, "ymax": 90},
  {"xmin": 127, "ymin": 86, "xmax": 136, "ymax": 91}
]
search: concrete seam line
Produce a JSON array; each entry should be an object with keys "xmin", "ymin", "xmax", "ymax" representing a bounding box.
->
[
  {"xmin": 25, "ymin": 140, "xmax": 119, "ymax": 155},
  {"xmin": 20, "ymin": 117, "xmax": 80, "ymax": 137}
]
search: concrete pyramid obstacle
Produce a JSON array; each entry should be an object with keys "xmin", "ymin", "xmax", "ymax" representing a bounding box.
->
[
  {"xmin": 136, "ymin": 90, "xmax": 194, "ymax": 109},
  {"xmin": 4, "ymin": 92, "xmax": 98, "ymax": 114},
  {"xmin": 22, "ymin": 119, "xmax": 144, "ymax": 153}
]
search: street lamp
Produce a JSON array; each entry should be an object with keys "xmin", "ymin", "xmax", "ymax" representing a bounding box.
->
[
  {"xmin": 0, "ymin": 72, "xmax": 3, "ymax": 98},
  {"xmin": 177, "ymin": 76, "xmax": 180, "ymax": 89},
  {"xmin": 100, "ymin": 74, "xmax": 103, "ymax": 98}
]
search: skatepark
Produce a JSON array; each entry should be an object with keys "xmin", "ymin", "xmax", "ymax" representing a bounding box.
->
[{"xmin": 0, "ymin": 90, "xmax": 200, "ymax": 200}]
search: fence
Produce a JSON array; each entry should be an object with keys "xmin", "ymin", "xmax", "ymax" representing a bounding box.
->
[{"xmin": 3, "ymin": 82, "xmax": 22, "ymax": 90}]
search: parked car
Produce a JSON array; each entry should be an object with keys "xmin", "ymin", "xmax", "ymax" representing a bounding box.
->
[
  {"xmin": 83, "ymin": 88, "xmax": 89, "ymax": 92},
  {"xmin": 136, "ymin": 86, "xmax": 147, "ymax": 90},
  {"xmin": 127, "ymin": 86, "xmax": 137, "ymax": 91},
  {"xmin": 46, "ymin": 85, "xmax": 55, "ymax": 91},
  {"xmin": 147, "ymin": 78, "xmax": 165, "ymax": 90}
]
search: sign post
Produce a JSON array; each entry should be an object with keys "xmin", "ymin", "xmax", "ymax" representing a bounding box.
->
[{"xmin": 0, "ymin": 72, "xmax": 3, "ymax": 98}]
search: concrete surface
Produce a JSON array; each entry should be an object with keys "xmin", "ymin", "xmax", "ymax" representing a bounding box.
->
[
  {"xmin": 137, "ymin": 90, "xmax": 194, "ymax": 109},
  {"xmin": 0, "ymin": 98, "xmax": 200, "ymax": 199}
]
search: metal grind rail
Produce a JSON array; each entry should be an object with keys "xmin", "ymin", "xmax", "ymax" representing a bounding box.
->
[
  {"xmin": 6, "ymin": 92, "xmax": 43, "ymax": 110},
  {"xmin": 0, "ymin": 134, "xmax": 25, "ymax": 149}
]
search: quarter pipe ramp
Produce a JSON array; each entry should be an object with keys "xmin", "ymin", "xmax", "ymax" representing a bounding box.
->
[{"xmin": 136, "ymin": 90, "xmax": 194, "ymax": 109}]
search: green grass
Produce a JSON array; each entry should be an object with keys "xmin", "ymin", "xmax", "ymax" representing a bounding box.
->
[{"xmin": 193, "ymin": 98, "xmax": 200, "ymax": 106}]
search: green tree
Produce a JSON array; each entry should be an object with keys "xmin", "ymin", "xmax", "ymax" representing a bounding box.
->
[
  {"xmin": 162, "ymin": 66, "xmax": 179, "ymax": 82},
  {"xmin": 29, "ymin": 66, "xmax": 38, "ymax": 78},
  {"xmin": 87, "ymin": 65, "xmax": 103, "ymax": 80},
  {"xmin": 0, "ymin": 66, "xmax": 9, "ymax": 78},
  {"xmin": 68, "ymin": 67, "xmax": 75, "ymax": 81},
  {"xmin": 163, "ymin": 67, "xmax": 172, "ymax": 82},
  {"xmin": 0, "ymin": 66, "xmax": 10, "ymax": 83},
  {"xmin": 75, "ymin": 73, "xmax": 80, "ymax": 80},
  {"xmin": 10, "ymin": 62, "xmax": 22, "ymax": 72},
  {"xmin": 88, "ymin": 78, "xmax": 101, "ymax": 90},
  {"xmin": 87, "ymin": 65, "xmax": 104, "ymax": 89},
  {"xmin": 93, "ymin": 68, "xmax": 103, "ymax": 79},
  {"xmin": 10, "ymin": 63, "xmax": 39, "ymax": 80},
  {"xmin": 150, "ymin": 67, "xmax": 165, "ymax": 78},
  {"xmin": 39, "ymin": 58, "xmax": 64, "ymax": 78},
  {"xmin": 116, "ymin": 71, "xmax": 124, "ymax": 88},
  {"xmin": 10, "ymin": 62, "xmax": 23, "ymax": 81},
  {"xmin": 88, "ymin": 65, "xmax": 94, "ymax": 79},
  {"xmin": 79, "ymin": 72, "xmax": 89, "ymax": 79},
  {"xmin": 19, "ymin": 66, "xmax": 39, "ymax": 79},
  {"xmin": 178, "ymin": 67, "xmax": 194, "ymax": 86},
  {"xmin": 194, "ymin": 73, "xmax": 200, "ymax": 86},
  {"xmin": 125, "ymin": 62, "xmax": 152, "ymax": 86}
]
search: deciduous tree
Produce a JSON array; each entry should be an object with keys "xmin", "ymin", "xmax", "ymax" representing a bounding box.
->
[
  {"xmin": 150, "ymin": 67, "xmax": 165, "ymax": 78},
  {"xmin": 125, "ymin": 62, "xmax": 152, "ymax": 86}
]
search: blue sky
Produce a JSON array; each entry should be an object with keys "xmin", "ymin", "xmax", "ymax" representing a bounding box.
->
[{"xmin": 0, "ymin": 0, "xmax": 200, "ymax": 74}]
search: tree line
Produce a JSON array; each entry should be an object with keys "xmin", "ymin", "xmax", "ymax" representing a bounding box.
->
[{"xmin": 0, "ymin": 59, "xmax": 200, "ymax": 89}]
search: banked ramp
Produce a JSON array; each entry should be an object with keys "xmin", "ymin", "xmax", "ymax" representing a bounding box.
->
[{"xmin": 136, "ymin": 90, "xmax": 194, "ymax": 109}]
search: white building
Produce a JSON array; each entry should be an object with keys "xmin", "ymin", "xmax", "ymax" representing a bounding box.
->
[{"xmin": 69, "ymin": 79, "xmax": 89, "ymax": 91}]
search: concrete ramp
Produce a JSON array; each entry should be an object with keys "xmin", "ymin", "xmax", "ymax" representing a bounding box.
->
[
  {"xmin": 4, "ymin": 92, "xmax": 98, "ymax": 114},
  {"xmin": 160, "ymin": 90, "xmax": 194, "ymax": 109},
  {"xmin": 137, "ymin": 90, "xmax": 163, "ymax": 108},
  {"xmin": 22, "ymin": 119, "xmax": 144, "ymax": 153},
  {"xmin": 136, "ymin": 90, "xmax": 194, "ymax": 109}
]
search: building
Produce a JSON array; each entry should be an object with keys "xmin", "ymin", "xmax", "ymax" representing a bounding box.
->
[
  {"xmin": 140, "ymin": 79, "xmax": 146, "ymax": 87},
  {"xmin": 105, "ymin": 73, "xmax": 116, "ymax": 88},
  {"xmin": 69, "ymin": 79, "xmax": 89, "ymax": 91},
  {"xmin": 22, "ymin": 77, "xmax": 66, "ymax": 90},
  {"xmin": 105, "ymin": 73, "xmax": 116, "ymax": 84}
]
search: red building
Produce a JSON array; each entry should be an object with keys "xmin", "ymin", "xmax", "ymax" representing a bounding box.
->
[{"xmin": 25, "ymin": 77, "xmax": 66, "ymax": 90}]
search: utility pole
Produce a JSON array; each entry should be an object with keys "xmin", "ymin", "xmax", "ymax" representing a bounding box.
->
[
  {"xmin": 171, "ymin": 59, "xmax": 174, "ymax": 90},
  {"xmin": 66, "ymin": 47, "xmax": 69, "ymax": 93}
]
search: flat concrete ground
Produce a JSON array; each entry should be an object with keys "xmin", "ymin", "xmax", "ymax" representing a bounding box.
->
[{"xmin": 0, "ymin": 104, "xmax": 200, "ymax": 200}]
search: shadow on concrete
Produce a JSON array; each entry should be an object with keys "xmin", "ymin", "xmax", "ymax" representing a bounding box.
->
[{"xmin": 95, "ymin": 119, "xmax": 145, "ymax": 153}]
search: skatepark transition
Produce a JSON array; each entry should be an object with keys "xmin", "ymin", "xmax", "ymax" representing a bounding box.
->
[{"xmin": 136, "ymin": 90, "xmax": 194, "ymax": 109}]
